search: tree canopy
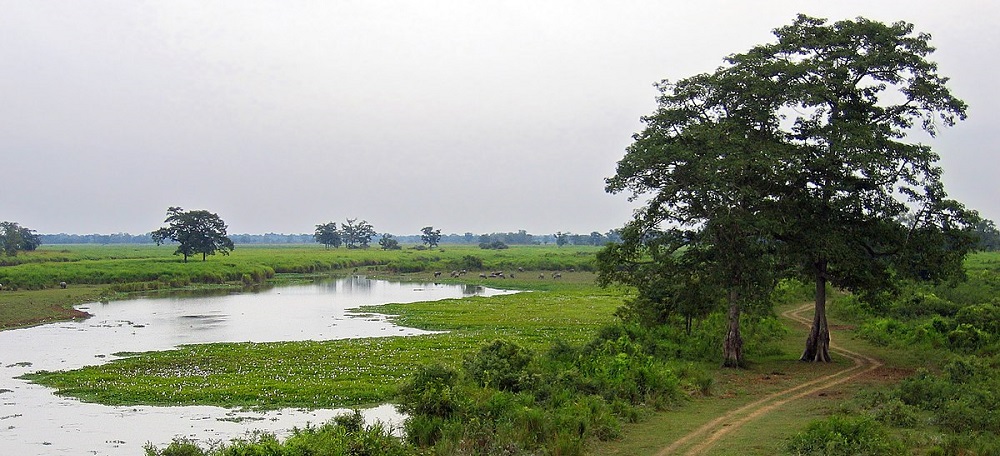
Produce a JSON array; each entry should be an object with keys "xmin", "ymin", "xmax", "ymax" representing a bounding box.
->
[
  {"xmin": 314, "ymin": 222, "xmax": 342, "ymax": 249},
  {"xmin": 420, "ymin": 226, "xmax": 442, "ymax": 248},
  {"xmin": 601, "ymin": 14, "xmax": 978, "ymax": 366},
  {"xmin": 0, "ymin": 221, "xmax": 41, "ymax": 256},
  {"xmin": 341, "ymin": 219, "xmax": 376, "ymax": 249},
  {"xmin": 151, "ymin": 207, "xmax": 235, "ymax": 262},
  {"xmin": 379, "ymin": 233, "xmax": 401, "ymax": 250}
]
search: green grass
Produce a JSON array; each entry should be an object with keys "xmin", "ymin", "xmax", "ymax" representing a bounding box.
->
[
  {"xmin": 0, "ymin": 286, "xmax": 107, "ymax": 329},
  {"xmin": 0, "ymin": 244, "xmax": 603, "ymax": 327},
  {"xmin": 15, "ymin": 246, "xmax": 993, "ymax": 454},
  {"xmin": 0, "ymin": 244, "xmax": 601, "ymax": 291}
]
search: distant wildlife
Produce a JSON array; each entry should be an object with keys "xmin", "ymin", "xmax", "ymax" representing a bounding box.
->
[{"xmin": 60, "ymin": 281, "xmax": 68, "ymax": 289}]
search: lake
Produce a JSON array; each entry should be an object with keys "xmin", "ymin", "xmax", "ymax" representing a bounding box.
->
[{"xmin": 0, "ymin": 277, "xmax": 516, "ymax": 455}]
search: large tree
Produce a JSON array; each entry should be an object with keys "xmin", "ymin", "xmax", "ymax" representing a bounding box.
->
[
  {"xmin": 603, "ymin": 62, "xmax": 786, "ymax": 367},
  {"xmin": 602, "ymin": 14, "xmax": 978, "ymax": 366},
  {"xmin": 152, "ymin": 207, "xmax": 235, "ymax": 262},
  {"xmin": 729, "ymin": 15, "xmax": 978, "ymax": 361}
]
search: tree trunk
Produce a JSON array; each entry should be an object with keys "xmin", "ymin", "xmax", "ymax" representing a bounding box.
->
[
  {"xmin": 801, "ymin": 261, "xmax": 832, "ymax": 362},
  {"xmin": 722, "ymin": 288, "xmax": 743, "ymax": 368}
]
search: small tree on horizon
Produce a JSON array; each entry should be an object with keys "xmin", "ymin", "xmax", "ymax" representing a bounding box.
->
[
  {"xmin": 420, "ymin": 226, "xmax": 442, "ymax": 248},
  {"xmin": 314, "ymin": 222, "xmax": 342, "ymax": 249},
  {"xmin": 379, "ymin": 233, "xmax": 401, "ymax": 250},
  {"xmin": 342, "ymin": 219, "xmax": 376, "ymax": 249},
  {"xmin": 151, "ymin": 207, "xmax": 234, "ymax": 262}
]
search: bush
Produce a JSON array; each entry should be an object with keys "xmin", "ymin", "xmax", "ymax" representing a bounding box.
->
[
  {"xmin": 479, "ymin": 241, "xmax": 508, "ymax": 250},
  {"xmin": 889, "ymin": 290, "xmax": 959, "ymax": 318},
  {"xmin": 954, "ymin": 303, "xmax": 1000, "ymax": 334},
  {"xmin": 456, "ymin": 255, "xmax": 483, "ymax": 270},
  {"xmin": 394, "ymin": 363, "xmax": 461, "ymax": 418},
  {"xmin": 463, "ymin": 340, "xmax": 537, "ymax": 392},
  {"xmin": 144, "ymin": 439, "xmax": 205, "ymax": 456},
  {"xmin": 787, "ymin": 415, "xmax": 905, "ymax": 455}
]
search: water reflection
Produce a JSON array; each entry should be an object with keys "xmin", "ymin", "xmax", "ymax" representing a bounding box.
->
[
  {"xmin": 0, "ymin": 278, "xmax": 516, "ymax": 455},
  {"xmin": 463, "ymin": 284, "xmax": 485, "ymax": 295}
]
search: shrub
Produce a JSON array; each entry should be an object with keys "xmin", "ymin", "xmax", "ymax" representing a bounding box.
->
[
  {"xmin": 394, "ymin": 363, "xmax": 461, "ymax": 418},
  {"xmin": 889, "ymin": 290, "xmax": 959, "ymax": 318},
  {"xmin": 463, "ymin": 340, "xmax": 537, "ymax": 392},
  {"xmin": 947, "ymin": 324, "xmax": 987, "ymax": 351},
  {"xmin": 787, "ymin": 415, "xmax": 905, "ymax": 455},
  {"xmin": 954, "ymin": 303, "xmax": 1000, "ymax": 334},
  {"xmin": 869, "ymin": 398, "xmax": 919, "ymax": 428},
  {"xmin": 144, "ymin": 439, "xmax": 205, "ymax": 456},
  {"xmin": 456, "ymin": 255, "xmax": 483, "ymax": 270},
  {"xmin": 479, "ymin": 241, "xmax": 508, "ymax": 250}
]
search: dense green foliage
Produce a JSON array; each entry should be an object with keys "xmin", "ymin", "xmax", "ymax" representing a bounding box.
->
[
  {"xmin": 787, "ymin": 415, "xmax": 905, "ymax": 456},
  {"xmin": 313, "ymin": 221, "xmax": 342, "ymax": 249},
  {"xmin": 0, "ymin": 221, "xmax": 41, "ymax": 257},
  {"xmin": 394, "ymin": 336, "xmax": 685, "ymax": 455},
  {"xmin": 802, "ymin": 252, "xmax": 1000, "ymax": 454}
]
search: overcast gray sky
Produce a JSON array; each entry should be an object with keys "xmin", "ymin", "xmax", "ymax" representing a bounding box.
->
[{"xmin": 2, "ymin": 1, "xmax": 997, "ymax": 236}]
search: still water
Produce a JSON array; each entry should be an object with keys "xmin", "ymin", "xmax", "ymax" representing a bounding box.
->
[{"xmin": 0, "ymin": 277, "xmax": 516, "ymax": 455}]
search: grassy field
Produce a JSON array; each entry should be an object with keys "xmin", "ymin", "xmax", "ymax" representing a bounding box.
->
[
  {"xmin": 0, "ymin": 243, "xmax": 600, "ymax": 328},
  {"xmin": 9, "ymin": 245, "xmax": 995, "ymax": 454}
]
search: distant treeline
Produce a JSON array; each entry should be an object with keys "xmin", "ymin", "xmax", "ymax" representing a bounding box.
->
[{"xmin": 40, "ymin": 230, "xmax": 622, "ymax": 246}]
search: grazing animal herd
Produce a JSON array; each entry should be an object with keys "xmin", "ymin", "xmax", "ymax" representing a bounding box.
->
[{"xmin": 438, "ymin": 269, "xmax": 569, "ymax": 280}]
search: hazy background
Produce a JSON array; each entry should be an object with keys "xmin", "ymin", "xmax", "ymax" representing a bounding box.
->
[{"xmin": 2, "ymin": 1, "xmax": 997, "ymax": 236}]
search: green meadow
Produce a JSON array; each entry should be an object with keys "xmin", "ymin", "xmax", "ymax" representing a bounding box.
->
[{"xmin": 7, "ymin": 244, "xmax": 1000, "ymax": 454}]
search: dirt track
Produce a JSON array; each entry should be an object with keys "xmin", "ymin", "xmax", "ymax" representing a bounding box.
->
[{"xmin": 656, "ymin": 303, "xmax": 883, "ymax": 455}]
